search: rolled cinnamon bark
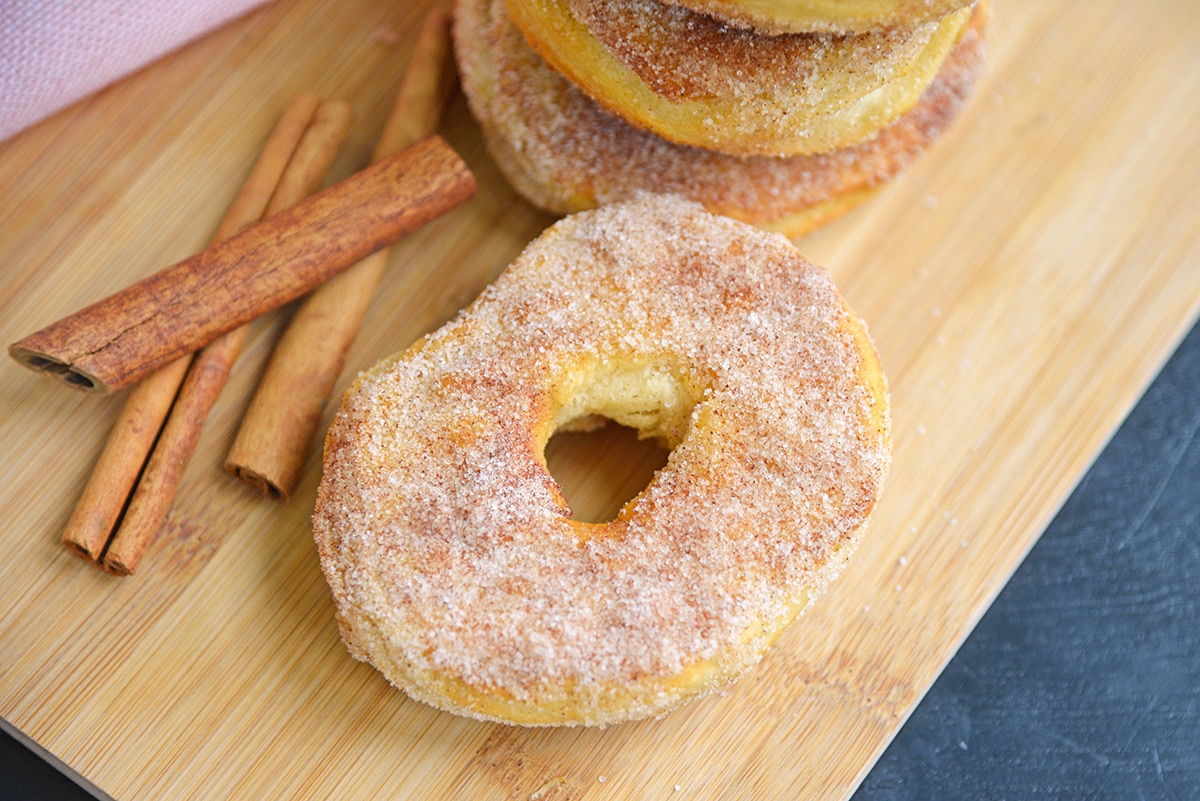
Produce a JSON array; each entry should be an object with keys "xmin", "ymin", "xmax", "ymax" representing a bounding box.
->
[
  {"xmin": 225, "ymin": 8, "xmax": 455, "ymax": 500},
  {"xmin": 100, "ymin": 99, "xmax": 354, "ymax": 576},
  {"xmin": 10, "ymin": 135, "xmax": 476, "ymax": 394},
  {"xmin": 59, "ymin": 92, "xmax": 321, "ymax": 565}
]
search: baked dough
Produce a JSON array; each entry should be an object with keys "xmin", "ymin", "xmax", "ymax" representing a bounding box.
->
[
  {"xmin": 455, "ymin": 0, "xmax": 987, "ymax": 236},
  {"xmin": 504, "ymin": 0, "xmax": 973, "ymax": 155},
  {"xmin": 313, "ymin": 194, "xmax": 891, "ymax": 726},
  {"xmin": 658, "ymin": 0, "xmax": 976, "ymax": 34}
]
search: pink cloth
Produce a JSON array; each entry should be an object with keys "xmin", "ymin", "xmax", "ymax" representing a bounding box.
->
[{"xmin": 1, "ymin": 0, "xmax": 270, "ymax": 142}]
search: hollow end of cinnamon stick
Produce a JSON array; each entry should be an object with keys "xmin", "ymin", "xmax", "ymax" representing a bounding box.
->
[
  {"xmin": 100, "ymin": 552, "xmax": 137, "ymax": 577},
  {"xmin": 63, "ymin": 535, "xmax": 128, "ymax": 575},
  {"xmin": 9, "ymin": 348, "xmax": 102, "ymax": 392},
  {"xmin": 226, "ymin": 464, "xmax": 287, "ymax": 501},
  {"xmin": 62, "ymin": 538, "xmax": 99, "ymax": 564}
]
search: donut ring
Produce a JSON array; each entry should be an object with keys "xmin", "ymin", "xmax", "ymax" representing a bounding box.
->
[
  {"xmin": 313, "ymin": 195, "xmax": 891, "ymax": 726},
  {"xmin": 504, "ymin": 0, "xmax": 973, "ymax": 156},
  {"xmin": 658, "ymin": 0, "xmax": 977, "ymax": 35},
  {"xmin": 455, "ymin": 0, "xmax": 987, "ymax": 237}
]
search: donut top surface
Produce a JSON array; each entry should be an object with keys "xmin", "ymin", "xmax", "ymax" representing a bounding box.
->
[
  {"xmin": 565, "ymin": 0, "xmax": 939, "ymax": 104},
  {"xmin": 314, "ymin": 195, "xmax": 890, "ymax": 725},
  {"xmin": 658, "ymin": 0, "xmax": 976, "ymax": 34},
  {"xmin": 504, "ymin": 0, "xmax": 973, "ymax": 155}
]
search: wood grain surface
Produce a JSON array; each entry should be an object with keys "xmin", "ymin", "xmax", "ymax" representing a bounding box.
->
[{"xmin": 2, "ymin": 1, "xmax": 1199, "ymax": 799}]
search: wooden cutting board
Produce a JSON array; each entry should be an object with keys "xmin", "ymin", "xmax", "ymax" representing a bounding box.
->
[{"xmin": 2, "ymin": 0, "xmax": 1199, "ymax": 798}]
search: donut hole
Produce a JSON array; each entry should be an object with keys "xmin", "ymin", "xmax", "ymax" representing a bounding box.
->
[
  {"xmin": 542, "ymin": 358, "xmax": 701, "ymax": 523},
  {"xmin": 544, "ymin": 420, "xmax": 671, "ymax": 523}
]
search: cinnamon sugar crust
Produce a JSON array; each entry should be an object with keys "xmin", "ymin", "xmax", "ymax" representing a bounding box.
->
[
  {"xmin": 504, "ymin": 0, "xmax": 973, "ymax": 155},
  {"xmin": 659, "ymin": 0, "xmax": 976, "ymax": 35},
  {"xmin": 568, "ymin": 0, "xmax": 933, "ymax": 104},
  {"xmin": 313, "ymin": 195, "xmax": 891, "ymax": 726},
  {"xmin": 455, "ymin": 0, "xmax": 987, "ymax": 236}
]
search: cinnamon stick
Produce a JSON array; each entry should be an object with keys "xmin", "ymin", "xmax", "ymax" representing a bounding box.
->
[
  {"xmin": 9, "ymin": 134, "xmax": 476, "ymax": 394},
  {"xmin": 60, "ymin": 93, "xmax": 320, "ymax": 564},
  {"xmin": 226, "ymin": 8, "xmax": 455, "ymax": 500},
  {"xmin": 100, "ymin": 99, "xmax": 353, "ymax": 576}
]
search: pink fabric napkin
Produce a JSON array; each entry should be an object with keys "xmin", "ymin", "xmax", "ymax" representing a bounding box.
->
[{"xmin": 1, "ymin": 0, "xmax": 270, "ymax": 143}]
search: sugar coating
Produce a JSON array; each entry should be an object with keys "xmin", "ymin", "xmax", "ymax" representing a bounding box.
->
[
  {"xmin": 655, "ymin": 0, "xmax": 975, "ymax": 35},
  {"xmin": 313, "ymin": 195, "xmax": 891, "ymax": 725},
  {"xmin": 503, "ymin": 0, "xmax": 974, "ymax": 155},
  {"xmin": 455, "ymin": 0, "xmax": 986, "ymax": 232},
  {"xmin": 568, "ymin": 0, "xmax": 936, "ymax": 104}
]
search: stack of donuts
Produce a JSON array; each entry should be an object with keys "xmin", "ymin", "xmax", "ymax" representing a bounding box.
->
[{"xmin": 453, "ymin": 0, "xmax": 986, "ymax": 236}]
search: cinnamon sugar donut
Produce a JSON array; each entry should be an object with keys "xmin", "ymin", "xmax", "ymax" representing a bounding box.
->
[
  {"xmin": 504, "ymin": 0, "xmax": 973, "ymax": 156},
  {"xmin": 313, "ymin": 195, "xmax": 891, "ymax": 726},
  {"xmin": 659, "ymin": 0, "xmax": 976, "ymax": 35},
  {"xmin": 456, "ymin": 0, "xmax": 986, "ymax": 236}
]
